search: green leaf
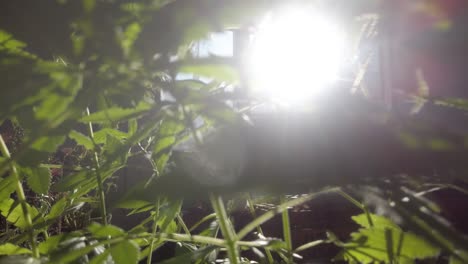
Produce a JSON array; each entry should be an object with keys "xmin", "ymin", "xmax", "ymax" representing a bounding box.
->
[
  {"xmin": 69, "ymin": 130, "xmax": 94, "ymax": 150},
  {"xmin": 93, "ymin": 128, "xmax": 128, "ymax": 144},
  {"xmin": 0, "ymin": 243, "xmax": 31, "ymax": 256},
  {"xmin": 31, "ymin": 135, "xmax": 66, "ymax": 153},
  {"xmin": 46, "ymin": 198, "xmax": 68, "ymax": 221},
  {"xmin": 88, "ymin": 222, "xmax": 125, "ymax": 238},
  {"xmin": 24, "ymin": 167, "xmax": 51, "ymax": 195},
  {"xmin": 83, "ymin": 0, "xmax": 96, "ymax": 13},
  {"xmin": 120, "ymin": 22, "xmax": 141, "ymax": 56},
  {"xmin": 0, "ymin": 176, "xmax": 16, "ymax": 201},
  {"xmin": 158, "ymin": 199, "xmax": 183, "ymax": 232},
  {"xmin": 336, "ymin": 214, "xmax": 440, "ymax": 264},
  {"xmin": 38, "ymin": 234, "xmax": 65, "ymax": 255},
  {"xmin": 0, "ymin": 199, "xmax": 40, "ymax": 229},
  {"xmin": 109, "ymin": 240, "xmax": 139, "ymax": 264},
  {"xmin": 352, "ymin": 214, "xmax": 401, "ymax": 230},
  {"xmin": 80, "ymin": 102, "xmax": 151, "ymax": 123}
]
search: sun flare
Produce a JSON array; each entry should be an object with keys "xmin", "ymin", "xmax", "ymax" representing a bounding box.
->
[{"xmin": 248, "ymin": 8, "xmax": 345, "ymax": 104}]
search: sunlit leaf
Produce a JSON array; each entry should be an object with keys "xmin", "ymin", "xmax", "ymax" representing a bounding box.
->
[{"xmin": 336, "ymin": 214, "xmax": 440, "ymax": 264}]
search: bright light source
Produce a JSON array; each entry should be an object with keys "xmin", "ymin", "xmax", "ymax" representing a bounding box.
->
[{"xmin": 248, "ymin": 8, "xmax": 345, "ymax": 104}]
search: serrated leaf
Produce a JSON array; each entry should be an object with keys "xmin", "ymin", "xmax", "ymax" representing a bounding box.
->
[
  {"xmin": 337, "ymin": 214, "xmax": 440, "ymax": 264},
  {"xmin": 80, "ymin": 102, "xmax": 151, "ymax": 123},
  {"xmin": 69, "ymin": 130, "xmax": 94, "ymax": 150},
  {"xmin": 93, "ymin": 128, "xmax": 128, "ymax": 144},
  {"xmin": 0, "ymin": 243, "xmax": 31, "ymax": 256},
  {"xmin": 25, "ymin": 167, "xmax": 51, "ymax": 195},
  {"xmin": 352, "ymin": 214, "xmax": 401, "ymax": 230},
  {"xmin": 109, "ymin": 240, "xmax": 139, "ymax": 264}
]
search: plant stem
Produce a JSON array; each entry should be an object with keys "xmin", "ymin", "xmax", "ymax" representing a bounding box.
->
[
  {"xmin": 177, "ymin": 214, "xmax": 191, "ymax": 235},
  {"xmin": 0, "ymin": 135, "xmax": 39, "ymax": 258},
  {"xmin": 147, "ymin": 198, "xmax": 161, "ymax": 264},
  {"xmin": 210, "ymin": 193, "xmax": 239, "ymax": 264},
  {"xmin": 86, "ymin": 108, "xmax": 108, "ymax": 225},
  {"xmin": 189, "ymin": 213, "xmax": 216, "ymax": 232},
  {"xmin": 281, "ymin": 196, "xmax": 293, "ymax": 263},
  {"xmin": 246, "ymin": 194, "xmax": 274, "ymax": 264},
  {"xmin": 238, "ymin": 188, "xmax": 337, "ymax": 240},
  {"xmin": 335, "ymin": 188, "xmax": 373, "ymax": 227}
]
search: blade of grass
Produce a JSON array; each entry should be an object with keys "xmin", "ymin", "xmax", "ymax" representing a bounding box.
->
[{"xmin": 281, "ymin": 196, "xmax": 293, "ymax": 263}]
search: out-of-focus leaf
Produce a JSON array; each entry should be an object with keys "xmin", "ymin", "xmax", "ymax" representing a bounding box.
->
[
  {"xmin": 38, "ymin": 235, "xmax": 65, "ymax": 255},
  {"xmin": 109, "ymin": 240, "xmax": 139, "ymax": 264},
  {"xmin": 31, "ymin": 136, "xmax": 66, "ymax": 153},
  {"xmin": 119, "ymin": 22, "xmax": 141, "ymax": 56},
  {"xmin": 435, "ymin": 98, "xmax": 468, "ymax": 111},
  {"xmin": 69, "ymin": 130, "xmax": 94, "ymax": 150},
  {"xmin": 80, "ymin": 102, "xmax": 151, "ymax": 123},
  {"xmin": 0, "ymin": 243, "xmax": 31, "ymax": 256},
  {"xmin": 88, "ymin": 222, "xmax": 125, "ymax": 238},
  {"xmin": 24, "ymin": 167, "xmax": 51, "ymax": 195},
  {"xmin": 0, "ymin": 255, "xmax": 41, "ymax": 264},
  {"xmin": 0, "ymin": 199, "xmax": 40, "ymax": 229}
]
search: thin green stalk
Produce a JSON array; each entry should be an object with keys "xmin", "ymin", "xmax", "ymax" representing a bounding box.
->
[
  {"xmin": 147, "ymin": 198, "xmax": 161, "ymax": 264},
  {"xmin": 281, "ymin": 196, "xmax": 293, "ymax": 263},
  {"xmin": 0, "ymin": 135, "xmax": 39, "ymax": 258},
  {"xmin": 86, "ymin": 107, "xmax": 107, "ymax": 225},
  {"xmin": 189, "ymin": 213, "xmax": 216, "ymax": 232},
  {"xmin": 335, "ymin": 188, "xmax": 373, "ymax": 227},
  {"xmin": 246, "ymin": 194, "xmax": 274, "ymax": 264},
  {"xmin": 177, "ymin": 214, "xmax": 191, "ymax": 235},
  {"xmin": 294, "ymin": 239, "xmax": 326, "ymax": 253},
  {"xmin": 238, "ymin": 188, "xmax": 337, "ymax": 240},
  {"xmin": 210, "ymin": 194, "xmax": 239, "ymax": 264}
]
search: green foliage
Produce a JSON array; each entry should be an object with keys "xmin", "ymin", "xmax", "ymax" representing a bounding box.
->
[
  {"xmin": 336, "ymin": 214, "xmax": 441, "ymax": 263},
  {"xmin": 109, "ymin": 240, "xmax": 140, "ymax": 264},
  {"xmin": 0, "ymin": 243, "xmax": 31, "ymax": 256},
  {"xmin": 0, "ymin": 1, "xmax": 467, "ymax": 264}
]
